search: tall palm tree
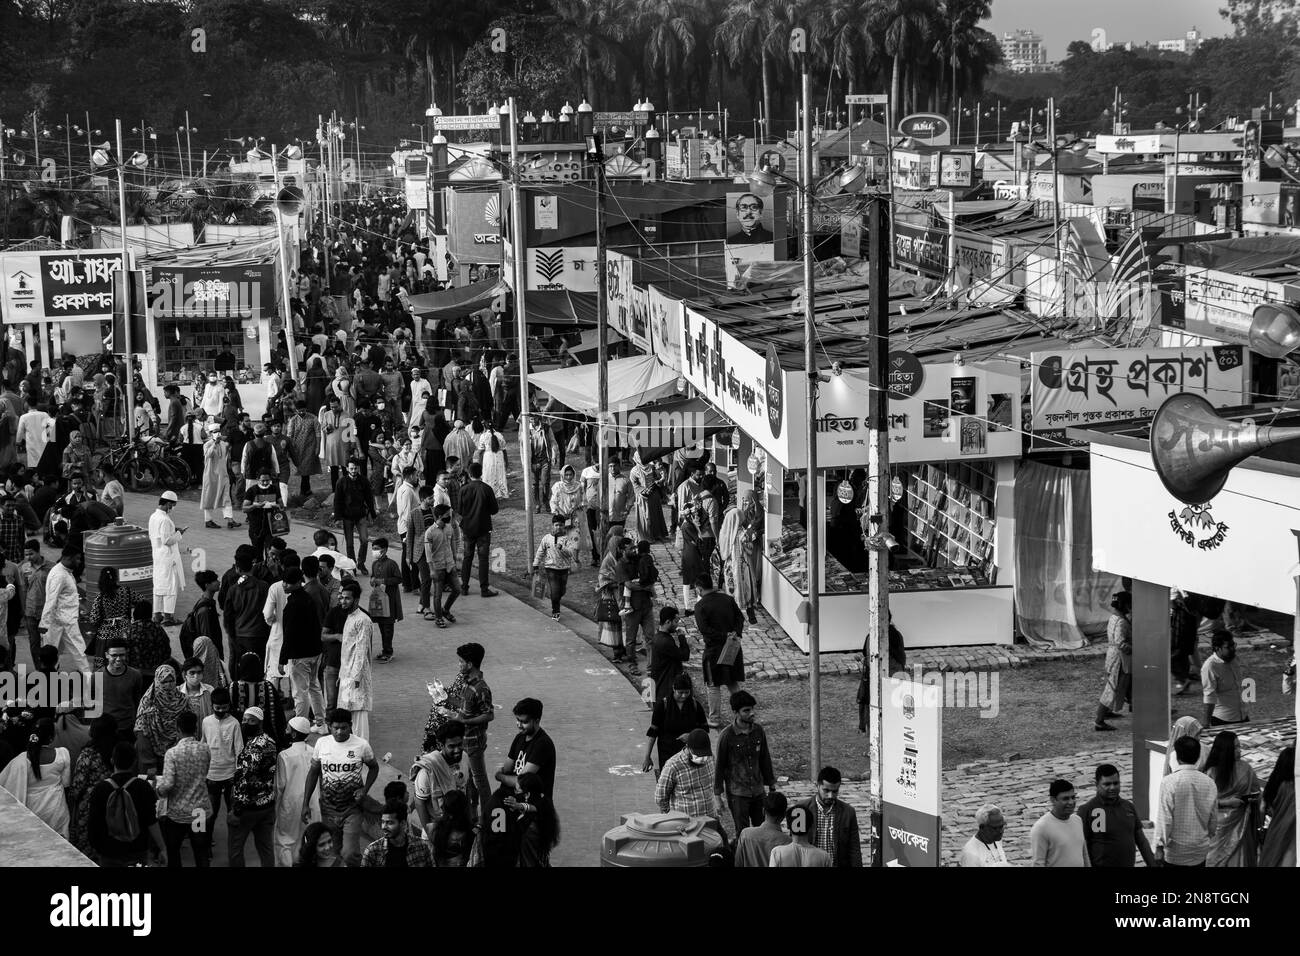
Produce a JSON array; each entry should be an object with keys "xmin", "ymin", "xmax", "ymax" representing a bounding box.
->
[
  {"xmin": 637, "ymin": 0, "xmax": 699, "ymax": 110},
  {"xmin": 716, "ymin": 0, "xmax": 805, "ymax": 138},
  {"xmin": 933, "ymin": 0, "xmax": 1000, "ymax": 110},
  {"xmin": 552, "ymin": 0, "xmax": 638, "ymax": 107},
  {"xmin": 878, "ymin": 0, "xmax": 937, "ymax": 115},
  {"xmin": 9, "ymin": 180, "xmax": 114, "ymax": 241},
  {"xmin": 812, "ymin": 0, "xmax": 883, "ymax": 94}
]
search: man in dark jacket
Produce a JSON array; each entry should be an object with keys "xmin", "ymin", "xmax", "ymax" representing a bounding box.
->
[
  {"xmin": 692, "ymin": 572, "xmax": 744, "ymax": 727},
  {"xmin": 457, "ymin": 461, "xmax": 498, "ymax": 597},
  {"xmin": 794, "ymin": 766, "xmax": 863, "ymax": 867},
  {"xmin": 222, "ymin": 549, "xmax": 271, "ymax": 672},
  {"xmin": 279, "ymin": 567, "xmax": 325, "ymax": 728},
  {"xmin": 332, "ymin": 457, "xmax": 377, "ymax": 573},
  {"xmin": 647, "ymin": 606, "xmax": 690, "ymax": 701},
  {"xmin": 713, "ymin": 690, "xmax": 776, "ymax": 832}
]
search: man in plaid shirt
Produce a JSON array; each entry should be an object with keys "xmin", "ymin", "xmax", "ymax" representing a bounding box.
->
[
  {"xmin": 362, "ymin": 799, "xmax": 434, "ymax": 867},
  {"xmin": 655, "ymin": 729, "xmax": 720, "ymax": 818}
]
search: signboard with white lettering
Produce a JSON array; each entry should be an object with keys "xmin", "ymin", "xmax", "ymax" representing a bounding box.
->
[
  {"xmin": 148, "ymin": 265, "xmax": 276, "ymax": 321},
  {"xmin": 1030, "ymin": 346, "xmax": 1247, "ymax": 450},
  {"xmin": 446, "ymin": 190, "xmax": 504, "ymax": 265},
  {"xmin": 899, "ymin": 113, "xmax": 951, "ymax": 147},
  {"xmin": 894, "ymin": 222, "xmax": 948, "ymax": 277},
  {"xmin": 0, "ymin": 251, "xmax": 125, "ymax": 323},
  {"xmin": 882, "ymin": 677, "xmax": 942, "ymax": 867}
]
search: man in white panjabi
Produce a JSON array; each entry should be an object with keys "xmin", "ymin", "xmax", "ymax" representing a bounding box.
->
[
  {"xmin": 337, "ymin": 580, "xmax": 375, "ymax": 741},
  {"xmin": 39, "ymin": 548, "xmax": 90, "ymax": 674},
  {"xmin": 149, "ymin": 489, "xmax": 186, "ymax": 626},
  {"xmin": 960, "ymin": 803, "xmax": 1012, "ymax": 866},
  {"xmin": 273, "ymin": 715, "xmax": 320, "ymax": 867}
]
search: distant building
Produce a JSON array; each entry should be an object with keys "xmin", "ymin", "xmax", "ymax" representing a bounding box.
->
[
  {"xmin": 1002, "ymin": 30, "xmax": 1047, "ymax": 72},
  {"xmin": 1157, "ymin": 26, "xmax": 1202, "ymax": 54},
  {"xmin": 1089, "ymin": 28, "xmax": 1134, "ymax": 52}
]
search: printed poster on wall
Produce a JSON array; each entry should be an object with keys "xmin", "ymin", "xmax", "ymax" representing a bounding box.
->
[
  {"xmin": 626, "ymin": 283, "xmax": 652, "ymax": 354},
  {"xmin": 646, "ymin": 284, "xmax": 682, "ymax": 372},
  {"xmin": 534, "ymin": 195, "xmax": 559, "ymax": 230},
  {"xmin": 446, "ymin": 189, "xmax": 503, "ymax": 265},
  {"xmin": 0, "ymin": 251, "xmax": 125, "ymax": 323},
  {"xmin": 1030, "ymin": 345, "xmax": 1247, "ymax": 450},
  {"xmin": 882, "ymin": 677, "xmax": 942, "ymax": 867},
  {"xmin": 840, "ymin": 213, "xmax": 862, "ymax": 258},
  {"xmin": 604, "ymin": 250, "xmax": 635, "ymax": 342}
]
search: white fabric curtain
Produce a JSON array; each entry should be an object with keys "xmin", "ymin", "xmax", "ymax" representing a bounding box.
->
[{"xmin": 1014, "ymin": 460, "xmax": 1121, "ymax": 649}]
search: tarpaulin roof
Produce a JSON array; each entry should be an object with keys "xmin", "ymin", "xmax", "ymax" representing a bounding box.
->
[
  {"xmin": 529, "ymin": 354, "xmax": 679, "ymax": 414},
  {"xmin": 817, "ymin": 117, "xmax": 891, "ymax": 158},
  {"xmin": 525, "ymin": 290, "xmax": 598, "ymax": 326},
  {"xmin": 613, "ymin": 397, "xmax": 732, "ymax": 462},
  {"xmin": 408, "ymin": 278, "xmax": 505, "ymax": 319},
  {"xmin": 1181, "ymin": 236, "xmax": 1300, "ymax": 273}
]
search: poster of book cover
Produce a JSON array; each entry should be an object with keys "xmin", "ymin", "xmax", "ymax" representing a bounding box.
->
[{"xmin": 959, "ymin": 416, "xmax": 987, "ymax": 455}]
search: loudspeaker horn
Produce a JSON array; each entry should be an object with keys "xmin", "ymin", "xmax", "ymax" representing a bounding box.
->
[
  {"xmin": 1150, "ymin": 393, "xmax": 1300, "ymax": 505},
  {"xmin": 276, "ymin": 184, "xmax": 304, "ymax": 217}
]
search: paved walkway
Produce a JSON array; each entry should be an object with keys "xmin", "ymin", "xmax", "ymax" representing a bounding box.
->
[
  {"xmin": 70, "ymin": 493, "xmax": 658, "ymax": 866},
  {"xmin": 778, "ymin": 716, "xmax": 1295, "ymax": 866}
]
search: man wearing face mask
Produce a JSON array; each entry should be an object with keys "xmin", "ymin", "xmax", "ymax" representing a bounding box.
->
[
  {"xmin": 655, "ymin": 728, "xmax": 720, "ymax": 818},
  {"xmin": 242, "ymin": 470, "xmax": 284, "ymax": 557},
  {"xmin": 229, "ymin": 705, "xmax": 277, "ymax": 868},
  {"xmin": 199, "ymin": 373, "xmax": 224, "ymax": 419}
]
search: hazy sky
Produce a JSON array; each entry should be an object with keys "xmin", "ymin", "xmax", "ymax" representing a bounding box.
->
[{"xmin": 986, "ymin": 0, "xmax": 1234, "ymax": 59}]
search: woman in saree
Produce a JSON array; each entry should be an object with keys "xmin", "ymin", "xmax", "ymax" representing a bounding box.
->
[
  {"xmin": 0, "ymin": 717, "xmax": 71, "ymax": 838},
  {"xmin": 628, "ymin": 454, "xmax": 667, "ymax": 544},
  {"xmin": 596, "ymin": 537, "xmax": 626, "ymax": 659},
  {"xmin": 1259, "ymin": 747, "xmax": 1296, "ymax": 867},
  {"xmin": 304, "ymin": 352, "xmax": 329, "ymax": 411},
  {"xmin": 721, "ymin": 491, "xmax": 763, "ymax": 623},
  {"xmin": 1094, "ymin": 590, "xmax": 1132, "ymax": 731},
  {"xmin": 1204, "ymin": 730, "xmax": 1262, "ymax": 867}
]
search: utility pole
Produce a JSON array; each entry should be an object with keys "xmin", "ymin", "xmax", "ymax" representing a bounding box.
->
[
  {"xmin": 800, "ymin": 49, "xmax": 821, "ymax": 778},
  {"xmin": 864, "ymin": 193, "xmax": 890, "ymax": 866},
  {"xmin": 272, "ymin": 144, "xmax": 301, "ymax": 381},
  {"xmin": 114, "ymin": 119, "xmax": 137, "ymax": 443},
  {"xmin": 1048, "ymin": 97, "xmax": 1062, "ymax": 310},
  {"xmin": 185, "ymin": 110, "xmax": 193, "ymax": 179},
  {"xmin": 593, "ymin": 128, "xmax": 610, "ymax": 532},
  {"xmin": 509, "ymin": 98, "xmax": 536, "ymax": 561}
]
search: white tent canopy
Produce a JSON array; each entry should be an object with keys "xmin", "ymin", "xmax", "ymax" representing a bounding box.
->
[{"xmin": 529, "ymin": 354, "xmax": 679, "ymax": 414}]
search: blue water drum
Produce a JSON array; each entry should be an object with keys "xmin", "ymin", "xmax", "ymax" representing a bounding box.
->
[{"xmin": 82, "ymin": 518, "xmax": 154, "ymax": 602}]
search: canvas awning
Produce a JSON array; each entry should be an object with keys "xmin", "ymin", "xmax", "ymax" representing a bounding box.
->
[
  {"xmin": 408, "ymin": 278, "xmax": 505, "ymax": 319},
  {"xmin": 612, "ymin": 396, "xmax": 732, "ymax": 462},
  {"xmin": 525, "ymin": 290, "xmax": 598, "ymax": 326},
  {"xmin": 528, "ymin": 354, "xmax": 679, "ymax": 414}
]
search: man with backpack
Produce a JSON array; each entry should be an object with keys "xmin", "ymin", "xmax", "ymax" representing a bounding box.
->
[{"xmin": 88, "ymin": 741, "xmax": 166, "ymax": 867}]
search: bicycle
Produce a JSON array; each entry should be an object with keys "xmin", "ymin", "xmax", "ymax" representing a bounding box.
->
[{"xmin": 91, "ymin": 439, "xmax": 159, "ymax": 493}]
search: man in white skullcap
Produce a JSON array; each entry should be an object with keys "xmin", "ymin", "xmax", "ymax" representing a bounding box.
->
[{"xmin": 150, "ymin": 490, "xmax": 186, "ymax": 626}]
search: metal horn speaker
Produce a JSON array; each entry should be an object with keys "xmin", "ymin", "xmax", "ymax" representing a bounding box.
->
[
  {"xmin": 276, "ymin": 184, "xmax": 304, "ymax": 217},
  {"xmin": 1150, "ymin": 393, "xmax": 1300, "ymax": 505}
]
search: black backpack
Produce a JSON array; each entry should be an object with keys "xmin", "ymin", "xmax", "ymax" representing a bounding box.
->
[{"xmin": 104, "ymin": 777, "xmax": 140, "ymax": 843}]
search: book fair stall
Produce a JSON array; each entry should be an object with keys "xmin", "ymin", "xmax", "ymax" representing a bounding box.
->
[{"xmin": 677, "ymin": 302, "xmax": 1022, "ymax": 652}]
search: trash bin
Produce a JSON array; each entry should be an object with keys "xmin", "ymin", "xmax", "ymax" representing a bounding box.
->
[{"xmin": 600, "ymin": 812, "xmax": 724, "ymax": 867}]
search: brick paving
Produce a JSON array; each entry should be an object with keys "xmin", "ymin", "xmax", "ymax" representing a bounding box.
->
[
  {"xmin": 59, "ymin": 492, "xmax": 657, "ymax": 867},
  {"xmin": 645, "ymin": 537, "xmax": 1285, "ymax": 680},
  {"xmin": 775, "ymin": 716, "xmax": 1295, "ymax": 866}
]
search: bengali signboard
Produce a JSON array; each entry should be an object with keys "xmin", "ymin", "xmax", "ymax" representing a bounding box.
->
[
  {"xmin": 0, "ymin": 251, "xmax": 125, "ymax": 323},
  {"xmin": 882, "ymin": 677, "xmax": 942, "ymax": 867},
  {"xmin": 526, "ymin": 247, "xmax": 596, "ymax": 292},
  {"xmin": 148, "ymin": 265, "xmax": 276, "ymax": 321},
  {"xmin": 680, "ymin": 305, "xmax": 783, "ymax": 452},
  {"xmin": 1031, "ymin": 346, "xmax": 1247, "ymax": 451},
  {"xmin": 1164, "ymin": 267, "xmax": 1300, "ymax": 346},
  {"xmin": 894, "ymin": 222, "xmax": 947, "ymax": 277}
]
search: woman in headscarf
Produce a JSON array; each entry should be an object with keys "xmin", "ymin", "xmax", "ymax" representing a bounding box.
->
[
  {"xmin": 1205, "ymin": 731, "xmax": 1262, "ymax": 867},
  {"xmin": 231, "ymin": 652, "xmax": 287, "ymax": 749},
  {"xmin": 1095, "ymin": 589, "xmax": 1132, "ymax": 732},
  {"xmin": 479, "ymin": 420, "xmax": 509, "ymax": 500},
  {"xmin": 134, "ymin": 664, "xmax": 191, "ymax": 774},
  {"xmin": 1163, "ymin": 715, "xmax": 1206, "ymax": 776},
  {"xmin": 334, "ymin": 374, "xmax": 356, "ymax": 420},
  {"xmin": 1259, "ymin": 746, "xmax": 1296, "ymax": 867},
  {"xmin": 304, "ymin": 352, "xmax": 329, "ymax": 410},
  {"xmin": 192, "ymin": 634, "xmax": 228, "ymax": 688},
  {"xmin": 596, "ymin": 536, "xmax": 626, "ymax": 659},
  {"xmin": 0, "ymin": 717, "xmax": 71, "ymax": 837},
  {"xmin": 628, "ymin": 453, "xmax": 667, "ymax": 544},
  {"xmin": 678, "ymin": 499, "xmax": 705, "ymax": 612},
  {"xmin": 67, "ymin": 715, "xmax": 118, "ymax": 857}
]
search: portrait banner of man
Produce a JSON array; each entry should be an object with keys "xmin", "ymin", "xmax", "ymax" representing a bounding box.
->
[{"xmin": 726, "ymin": 191, "xmax": 775, "ymax": 245}]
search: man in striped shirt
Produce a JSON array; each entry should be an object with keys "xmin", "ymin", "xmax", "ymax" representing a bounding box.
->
[{"xmin": 655, "ymin": 729, "xmax": 719, "ymax": 818}]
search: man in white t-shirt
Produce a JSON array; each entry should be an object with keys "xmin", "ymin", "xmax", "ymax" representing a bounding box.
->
[
  {"xmin": 1029, "ymin": 780, "xmax": 1090, "ymax": 867},
  {"xmin": 412, "ymin": 720, "xmax": 472, "ymax": 840},
  {"xmin": 202, "ymin": 687, "xmax": 244, "ymax": 821},
  {"xmin": 303, "ymin": 709, "xmax": 379, "ymax": 867},
  {"xmin": 960, "ymin": 803, "xmax": 1011, "ymax": 866}
]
